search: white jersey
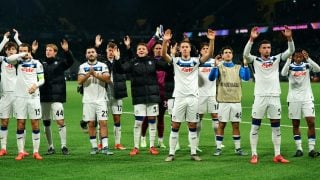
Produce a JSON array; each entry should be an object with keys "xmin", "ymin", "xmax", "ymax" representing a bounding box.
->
[
  {"xmin": 78, "ymin": 61, "xmax": 109, "ymax": 103},
  {"xmin": 243, "ymin": 41, "xmax": 295, "ymax": 96},
  {"xmin": 15, "ymin": 59, "xmax": 43, "ymax": 98},
  {"xmin": 199, "ymin": 58, "xmax": 216, "ymax": 97},
  {"xmin": 281, "ymin": 58, "xmax": 320, "ymax": 102},
  {"xmin": 171, "ymin": 57, "xmax": 200, "ymax": 97},
  {"xmin": 0, "ymin": 56, "xmax": 17, "ymax": 93}
]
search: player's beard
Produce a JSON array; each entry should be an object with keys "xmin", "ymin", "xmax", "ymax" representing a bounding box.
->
[{"xmin": 88, "ymin": 57, "xmax": 97, "ymax": 64}]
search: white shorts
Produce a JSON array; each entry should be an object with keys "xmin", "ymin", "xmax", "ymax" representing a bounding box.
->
[
  {"xmin": 83, "ymin": 101, "xmax": 108, "ymax": 122},
  {"xmin": 252, "ymin": 96, "xmax": 281, "ymax": 119},
  {"xmin": 108, "ymin": 99, "xmax": 123, "ymax": 115},
  {"xmin": 288, "ymin": 101, "xmax": 315, "ymax": 119},
  {"xmin": 218, "ymin": 103, "xmax": 242, "ymax": 122},
  {"xmin": 0, "ymin": 93, "xmax": 15, "ymax": 119},
  {"xmin": 199, "ymin": 96, "xmax": 218, "ymax": 114},
  {"xmin": 14, "ymin": 97, "xmax": 42, "ymax": 120},
  {"xmin": 134, "ymin": 103, "xmax": 159, "ymax": 116},
  {"xmin": 41, "ymin": 102, "xmax": 64, "ymax": 120},
  {"xmin": 167, "ymin": 98, "xmax": 174, "ymax": 115},
  {"xmin": 172, "ymin": 96, "xmax": 199, "ymax": 123}
]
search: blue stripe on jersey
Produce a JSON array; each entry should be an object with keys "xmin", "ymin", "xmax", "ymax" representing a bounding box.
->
[
  {"xmin": 256, "ymin": 56, "xmax": 276, "ymax": 63},
  {"xmin": 176, "ymin": 59, "xmax": 197, "ymax": 67},
  {"xmin": 289, "ymin": 63, "xmax": 310, "ymax": 71},
  {"xmin": 199, "ymin": 62, "xmax": 213, "ymax": 67},
  {"xmin": 21, "ymin": 62, "xmax": 37, "ymax": 68},
  {"xmin": 83, "ymin": 66, "xmax": 103, "ymax": 72}
]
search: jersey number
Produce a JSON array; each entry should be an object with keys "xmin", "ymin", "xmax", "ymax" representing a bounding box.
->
[
  {"xmin": 35, "ymin": 109, "xmax": 40, "ymax": 116},
  {"xmin": 56, "ymin": 110, "xmax": 64, "ymax": 117}
]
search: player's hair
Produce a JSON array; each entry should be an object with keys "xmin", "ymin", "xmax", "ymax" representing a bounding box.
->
[
  {"xmin": 19, "ymin": 43, "xmax": 32, "ymax": 52},
  {"xmin": 179, "ymin": 40, "xmax": 191, "ymax": 47},
  {"xmin": 86, "ymin": 46, "xmax": 97, "ymax": 52},
  {"xmin": 294, "ymin": 48, "xmax": 303, "ymax": 54},
  {"xmin": 4, "ymin": 41, "xmax": 18, "ymax": 51},
  {"xmin": 200, "ymin": 42, "xmax": 209, "ymax": 50},
  {"xmin": 152, "ymin": 41, "xmax": 162, "ymax": 50},
  {"xmin": 220, "ymin": 46, "xmax": 233, "ymax": 54},
  {"xmin": 137, "ymin": 42, "xmax": 148, "ymax": 49},
  {"xmin": 258, "ymin": 39, "xmax": 271, "ymax": 48},
  {"xmin": 107, "ymin": 42, "xmax": 117, "ymax": 49},
  {"xmin": 46, "ymin": 44, "xmax": 58, "ymax": 52}
]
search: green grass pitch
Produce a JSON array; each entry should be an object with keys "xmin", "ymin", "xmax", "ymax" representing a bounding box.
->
[{"xmin": 0, "ymin": 81, "xmax": 319, "ymax": 179}]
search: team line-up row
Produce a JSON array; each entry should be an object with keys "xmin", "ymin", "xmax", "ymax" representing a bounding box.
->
[{"xmin": 0, "ymin": 26, "xmax": 319, "ymax": 163}]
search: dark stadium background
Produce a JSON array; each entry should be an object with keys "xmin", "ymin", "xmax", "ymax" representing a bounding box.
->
[{"xmin": 0, "ymin": 0, "xmax": 319, "ymax": 80}]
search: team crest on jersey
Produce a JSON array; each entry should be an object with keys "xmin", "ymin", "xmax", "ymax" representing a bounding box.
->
[
  {"xmin": 148, "ymin": 61, "xmax": 152, "ymax": 65},
  {"xmin": 54, "ymin": 61, "xmax": 58, "ymax": 65}
]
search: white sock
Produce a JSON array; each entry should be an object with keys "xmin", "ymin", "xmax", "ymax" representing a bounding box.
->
[
  {"xmin": 90, "ymin": 137, "xmax": 97, "ymax": 148},
  {"xmin": 212, "ymin": 119, "xmax": 219, "ymax": 146},
  {"xmin": 158, "ymin": 137, "xmax": 163, "ymax": 144},
  {"xmin": 16, "ymin": 131, "xmax": 24, "ymax": 153},
  {"xmin": 308, "ymin": 138, "xmax": 316, "ymax": 152},
  {"xmin": 272, "ymin": 127, "xmax": 281, "ymax": 156},
  {"xmin": 294, "ymin": 135, "xmax": 303, "ymax": 151},
  {"xmin": 32, "ymin": 130, "xmax": 40, "ymax": 153},
  {"xmin": 149, "ymin": 122, "xmax": 156, "ymax": 147},
  {"xmin": 216, "ymin": 135, "xmax": 223, "ymax": 149},
  {"xmin": 250, "ymin": 125, "xmax": 260, "ymax": 156},
  {"xmin": 0, "ymin": 128, "xmax": 8, "ymax": 150},
  {"xmin": 189, "ymin": 130, "xmax": 197, "ymax": 155},
  {"xmin": 101, "ymin": 137, "xmax": 108, "ymax": 149},
  {"xmin": 134, "ymin": 120, "xmax": 142, "ymax": 148},
  {"xmin": 169, "ymin": 131, "xmax": 178, "ymax": 155},
  {"xmin": 59, "ymin": 125, "xmax": 67, "ymax": 148},
  {"xmin": 114, "ymin": 125, "xmax": 121, "ymax": 145},
  {"xmin": 233, "ymin": 135, "xmax": 241, "ymax": 150}
]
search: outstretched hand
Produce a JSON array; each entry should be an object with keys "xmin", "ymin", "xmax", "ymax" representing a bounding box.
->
[
  {"xmin": 302, "ymin": 50, "xmax": 309, "ymax": 60},
  {"xmin": 3, "ymin": 31, "xmax": 10, "ymax": 40},
  {"xmin": 281, "ymin": 25, "xmax": 292, "ymax": 40},
  {"xmin": 13, "ymin": 29, "xmax": 19, "ymax": 39},
  {"xmin": 214, "ymin": 54, "xmax": 222, "ymax": 66},
  {"xmin": 95, "ymin": 34, "xmax": 103, "ymax": 47},
  {"xmin": 61, "ymin": 39, "xmax": 69, "ymax": 52},
  {"xmin": 163, "ymin": 29, "xmax": 172, "ymax": 42},
  {"xmin": 250, "ymin": 27, "xmax": 259, "ymax": 41},
  {"xmin": 207, "ymin": 29, "xmax": 216, "ymax": 40},
  {"xmin": 123, "ymin": 35, "xmax": 131, "ymax": 49},
  {"xmin": 32, "ymin": 40, "xmax": 38, "ymax": 53}
]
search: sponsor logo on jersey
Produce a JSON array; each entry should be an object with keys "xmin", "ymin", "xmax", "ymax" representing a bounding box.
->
[
  {"xmin": 21, "ymin": 67, "xmax": 35, "ymax": 73},
  {"xmin": 181, "ymin": 67, "xmax": 194, "ymax": 72},
  {"xmin": 200, "ymin": 67, "xmax": 211, "ymax": 73},
  {"xmin": 292, "ymin": 71, "xmax": 307, "ymax": 77}
]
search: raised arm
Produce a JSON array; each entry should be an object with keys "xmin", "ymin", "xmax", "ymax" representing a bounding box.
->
[
  {"xmin": 6, "ymin": 52, "xmax": 27, "ymax": 64},
  {"xmin": 0, "ymin": 31, "xmax": 10, "ymax": 52},
  {"xmin": 280, "ymin": 25, "xmax": 295, "ymax": 61},
  {"xmin": 303, "ymin": 50, "xmax": 320, "ymax": 73},
  {"xmin": 281, "ymin": 57, "xmax": 292, "ymax": 76},
  {"xmin": 200, "ymin": 29, "xmax": 215, "ymax": 63},
  {"xmin": 13, "ymin": 29, "xmax": 22, "ymax": 45},
  {"xmin": 146, "ymin": 26, "xmax": 160, "ymax": 52},
  {"xmin": 243, "ymin": 27, "xmax": 259, "ymax": 63},
  {"xmin": 61, "ymin": 39, "xmax": 75, "ymax": 68},
  {"xmin": 161, "ymin": 29, "xmax": 172, "ymax": 63}
]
